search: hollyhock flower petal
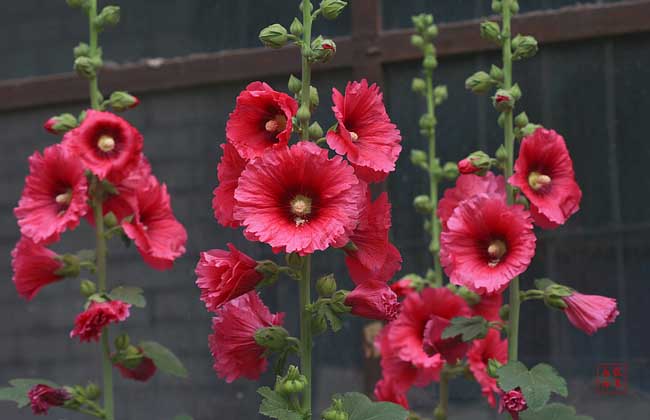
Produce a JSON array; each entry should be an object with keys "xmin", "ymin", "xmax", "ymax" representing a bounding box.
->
[
  {"xmin": 509, "ymin": 128, "xmax": 582, "ymax": 228},
  {"xmin": 15, "ymin": 144, "xmax": 89, "ymax": 245},
  {"xmin": 438, "ymin": 172, "xmax": 505, "ymax": 230},
  {"xmin": 209, "ymin": 291, "xmax": 284, "ymax": 383},
  {"xmin": 11, "ymin": 237, "xmax": 64, "ymax": 300},
  {"xmin": 499, "ymin": 388, "xmax": 528, "ymax": 419},
  {"xmin": 327, "ymin": 79, "xmax": 402, "ymax": 183},
  {"xmin": 440, "ymin": 194, "xmax": 536, "ymax": 294},
  {"xmin": 115, "ymin": 353, "xmax": 157, "ymax": 382},
  {"xmin": 226, "ymin": 82, "xmax": 298, "ymax": 160},
  {"xmin": 98, "ymin": 155, "xmax": 152, "ymax": 224},
  {"xmin": 374, "ymin": 378, "xmax": 409, "ymax": 409},
  {"xmin": 345, "ymin": 281, "xmax": 400, "ymax": 321},
  {"xmin": 345, "ymin": 192, "xmax": 402, "ymax": 284},
  {"xmin": 28, "ymin": 384, "xmax": 70, "ymax": 415},
  {"xmin": 233, "ymin": 141, "xmax": 362, "ymax": 255},
  {"xmin": 390, "ymin": 277, "xmax": 417, "ymax": 298},
  {"xmin": 471, "ymin": 292, "xmax": 503, "ymax": 322},
  {"xmin": 213, "ymin": 143, "xmax": 247, "ymax": 228},
  {"xmin": 422, "ymin": 314, "xmax": 470, "ymax": 364},
  {"xmin": 468, "ymin": 329, "xmax": 508, "ymax": 407},
  {"xmin": 389, "ymin": 287, "xmax": 471, "ymax": 374},
  {"xmin": 121, "ymin": 175, "xmax": 187, "ymax": 270},
  {"xmin": 70, "ymin": 301, "xmax": 131, "ymax": 343},
  {"xmin": 195, "ymin": 243, "xmax": 264, "ymax": 312},
  {"xmin": 563, "ymin": 292, "xmax": 619, "ymax": 335},
  {"xmin": 62, "ymin": 110, "xmax": 143, "ymax": 182}
]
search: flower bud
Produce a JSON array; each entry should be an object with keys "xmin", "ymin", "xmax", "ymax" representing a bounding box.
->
[
  {"xmin": 323, "ymin": 398, "xmax": 348, "ymax": 420},
  {"xmin": 103, "ymin": 211, "xmax": 119, "ymax": 229},
  {"xmin": 290, "ymin": 18, "xmax": 303, "ymax": 37},
  {"xmin": 410, "ymin": 34, "xmax": 424, "ymax": 48},
  {"xmin": 510, "ymin": 83, "xmax": 522, "ymax": 100},
  {"xmin": 85, "ymin": 383, "xmax": 101, "ymax": 400},
  {"xmin": 423, "ymin": 55, "xmax": 438, "ymax": 71},
  {"xmin": 74, "ymin": 42, "xmax": 90, "ymax": 58},
  {"xmin": 411, "ymin": 77, "xmax": 426, "ymax": 94},
  {"xmin": 457, "ymin": 286, "xmax": 480, "ymax": 305},
  {"xmin": 521, "ymin": 123, "xmax": 541, "ymax": 137},
  {"xmin": 114, "ymin": 333, "xmax": 130, "ymax": 350},
  {"xmin": 108, "ymin": 91, "xmax": 139, "ymax": 111},
  {"xmin": 495, "ymin": 144, "xmax": 507, "ymax": 164},
  {"xmin": 80, "ymin": 279, "xmax": 97, "ymax": 297},
  {"xmin": 413, "ymin": 195, "xmax": 433, "ymax": 215},
  {"xmin": 96, "ymin": 6, "xmax": 121, "ymax": 30},
  {"xmin": 254, "ymin": 326, "xmax": 290, "ymax": 351},
  {"xmin": 487, "ymin": 358, "xmax": 502, "ymax": 378},
  {"xmin": 434, "ymin": 85, "xmax": 448, "ymax": 104},
  {"xmin": 74, "ymin": 56, "xmax": 97, "ymax": 79},
  {"xmin": 459, "ymin": 151, "xmax": 491, "ymax": 175},
  {"xmin": 543, "ymin": 284, "xmax": 572, "ymax": 310},
  {"xmin": 256, "ymin": 259, "xmax": 280, "ymax": 279},
  {"xmin": 489, "ymin": 65, "xmax": 504, "ymax": 82},
  {"xmin": 442, "ymin": 161, "xmax": 459, "ymax": 180},
  {"xmin": 511, "ymin": 0, "xmax": 520, "ymax": 14},
  {"xmin": 297, "ymin": 105, "xmax": 311, "ymax": 124},
  {"xmin": 493, "ymin": 89, "xmax": 514, "ymax": 112},
  {"xmin": 320, "ymin": 0, "xmax": 347, "ymax": 20},
  {"xmin": 259, "ymin": 24, "xmax": 288, "ymax": 49},
  {"xmin": 312, "ymin": 38, "xmax": 337, "ymax": 63},
  {"xmin": 57, "ymin": 254, "xmax": 81, "ymax": 278},
  {"xmin": 309, "ymin": 86, "xmax": 320, "ymax": 109},
  {"xmin": 499, "ymin": 304, "xmax": 510, "ymax": 321},
  {"xmin": 285, "ymin": 252, "xmax": 302, "ymax": 269},
  {"xmin": 410, "ymin": 149, "xmax": 428, "ymax": 169},
  {"xmin": 514, "ymin": 111, "xmax": 529, "ymax": 128},
  {"xmin": 512, "ymin": 35, "xmax": 538, "ymax": 61},
  {"xmin": 465, "ymin": 71, "xmax": 496, "ymax": 94},
  {"xmin": 480, "ymin": 21, "xmax": 501, "ymax": 45},
  {"xmin": 308, "ymin": 122, "xmax": 324, "ymax": 140},
  {"xmin": 44, "ymin": 113, "xmax": 78, "ymax": 135},
  {"xmin": 491, "ymin": 0, "xmax": 502, "ymax": 13},
  {"xmin": 288, "ymin": 74, "xmax": 302, "ymax": 94},
  {"xmin": 419, "ymin": 114, "xmax": 435, "ymax": 131},
  {"xmin": 433, "ymin": 407, "xmax": 445, "ymax": 420},
  {"xmin": 424, "ymin": 25, "xmax": 439, "ymax": 40},
  {"xmin": 316, "ymin": 274, "xmax": 337, "ymax": 297}
]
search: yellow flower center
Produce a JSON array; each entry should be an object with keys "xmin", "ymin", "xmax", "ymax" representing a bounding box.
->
[
  {"xmin": 290, "ymin": 195, "xmax": 312, "ymax": 226},
  {"xmin": 528, "ymin": 171, "xmax": 551, "ymax": 191},
  {"xmin": 349, "ymin": 131, "xmax": 359, "ymax": 142},
  {"xmin": 487, "ymin": 239, "xmax": 507, "ymax": 267},
  {"xmin": 55, "ymin": 191, "xmax": 72, "ymax": 205},
  {"xmin": 265, "ymin": 115, "xmax": 288, "ymax": 133},
  {"xmin": 97, "ymin": 135, "xmax": 116, "ymax": 152}
]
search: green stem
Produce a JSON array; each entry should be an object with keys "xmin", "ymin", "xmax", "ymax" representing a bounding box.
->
[
  {"xmin": 88, "ymin": 0, "xmax": 100, "ymax": 110},
  {"xmin": 299, "ymin": 255, "xmax": 313, "ymax": 415},
  {"xmin": 501, "ymin": 0, "xmax": 521, "ymax": 365},
  {"xmin": 300, "ymin": 0, "xmax": 313, "ymax": 141},
  {"xmin": 425, "ymin": 69, "xmax": 442, "ymax": 286},
  {"xmin": 434, "ymin": 369, "xmax": 449, "ymax": 420}
]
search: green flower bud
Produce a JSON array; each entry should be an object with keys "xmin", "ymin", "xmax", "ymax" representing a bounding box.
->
[
  {"xmin": 499, "ymin": 304, "xmax": 510, "ymax": 321},
  {"xmin": 497, "ymin": 112, "xmax": 505, "ymax": 128},
  {"xmin": 512, "ymin": 35, "xmax": 538, "ymax": 61},
  {"xmin": 85, "ymin": 383, "xmax": 101, "ymax": 400},
  {"xmin": 424, "ymin": 25, "xmax": 439, "ymax": 40},
  {"xmin": 442, "ymin": 161, "xmax": 459, "ymax": 180},
  {"xmin": 413, "ymin": 195, "xmax": 433, "ymax": 215},
  {"xmin": 433, "ymin": 85, "xmax": 448, "ymax": 104},
  {"xmin": 465, "ymin": 71, "xmax": 496, "ymax": 94},
  {"xmin": 288, "ymin": 75, "xmax": 302, "ymax": 94},
  {"xmin": 493, "ymin": 89, "xmax": 514, "ymax": 112},
  {"xmin": 256, "ymin": 259, "xmax": 279, "ymax": 278},
  {"xmin": 410, "ymin": 34, "xmax": 424, "ymax": 48},
  {"xmin": 480, "ymin": 21, "xmax": 501, "ymax": 45},
  {"xmin": 103, "ymin": 211, "xmax": 119, "ymax": 229},
  {"xmin": 43, "ymin": 113, "xmax": 78, "ymax": 135},
  {"xmin": 311, "ymin": 38, "xmax": 337, "ymax": 63},
  {"xmin": 74, "ymin": 42, "xmax": 90, "ymax": 58},
  {"xmin": 114, "ymin": 333, "xmax": 130, "ymax": 351},
  {"xmin": 320, "ymin": 0, "xmax": 347, "ymax": 20},
  {"xmin": 521, "ymin": 123, "xmax": 541, "ymax": 137},
  {"xmin": 487, "ymin": 358, "xmax": 502, "ymax": 378},
  {"xmin": 422, "ymin": 43, "xmax": 436, "ymax": 56},
  {"xmin": 96, "ymin": 6, "xmax": 121, "ymax": 30},
  {"xmin": 491, "ymin": 1, "xmax": 502, "ymax": 13},
  {"xmin": 411, "ymin": 78, "xmax": 426, "ymax": 94},
  {"xmin": 297, "ymin": 105, "xmax": 311, "ymax": 124},
  {"xmin": 419, "ymin": 114, "xmax": 435, "ymax": 131},
  {"xmin": 410, "ymin": 149, "xmax": 428, "ymax": 169},
  {"xmin": 316, "ymin": 274, "xmax": 337, "ymax": 297},
  {"xmin": 423, "ymin": 14, "xmax": 434, "ymax": 26},
  {"xmin": 285, "ymin": 253, "xmax": 302, "ymax": 269},
  {"xmin": 308, "ymin": 122, "xmax": 324, "ymax": 140},
  {"xmin": 495, "ymin": 144, "xmax": 508, "ymax": 164},
  {"xmin": 254, "ymin": 326, "xmax": 289, "ymax": 351},
  {"xmin": 489, "ymin": 65, "xmax": 504, "ymax": 82},
  {"xmin": 56, "ymin": 254, "xmax": 81, "ymax": 278},
  {"xmin": 323, "ymin": 398, "xmax": 348, "ymax": 420},
  {"xmin": 80, "ymin": 280, "xmax": 96, "ymax": 297},
  {"xmin": 74, "ymin": 56, "xmax": 97, "ymax": 79},
  {"xmin": 423, "ymin": 55, "xmax": 437, "ymax": 71},
  {"xmin": 290, "ymin": 18, "xmax": 303, "ymax": 37},
  {"xmin": 309, "ymin": 86, "xmax": 320, "ymax": 109},
  {"xmin": 514, "ymin": 112, "xmax": 529, "ymax": 128},
  {"xmin": 108, "ymin": 91, "xmax": 139, "ymax": 111},
  {"xmin": 459, "ymin": 150, "xmax": 491, "ymax": 175},
  {"xmin": 457, "ymin": 286, "xmax": 481, "ymax": 306},
  {"xmin": 434, "ymin": 406, "xmax": 446, "ymax": 420},
  {"xmin": 511, "ymin": 0, "xmax": 520, "ymax": 14},
  {"xmin": 259, "ymin": 24, "xmax": 288, "ymax": 49},
  {"xmin": 510, "ymin": 83, "xmax": 522, "ymax": 100}
]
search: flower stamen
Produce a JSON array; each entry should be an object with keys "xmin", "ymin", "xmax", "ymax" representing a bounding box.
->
[
  {"xmin": 487, "ymin": 239, "xmax": 507, "ymax": 267},
  {"xmin": 55, "ymin": 191, "xmax": 72, "ymax": 206},
  {"xmin": 290, "ymin": 194, "xmax": 312, "ymax": 226},
  {"xmin": 349, "ymin": 131, "xmax": 359, "ymax": 142},
  {"xmin": 527, "ymin": 171, "xmax": 551, "ymax": 190},
  {"xmin": 97, "ymin": 135, "xmax": 116, "ymax": 152},
  {"xmin": 265, "ymin": 115, "xmax": 287, "ymax": 133}
]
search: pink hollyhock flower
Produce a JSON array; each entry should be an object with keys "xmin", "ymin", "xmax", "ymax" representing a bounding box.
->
[
  {"xmin": 62, "ymin": 110, "xmax": 143, "ymax": 182},
  {"xmin": 115, "ymin": 352, "xmax": 157, "ymax": 382},
  {"xmin": 121, "ymin": 175, "xmax": 187, "ymax": 270},
  {"xmin": 70, "ymin": 301, "xmax": 131, "ymax": 342},
  {"xmin": 28, "ymin": 384, "xmax": 70, "ymax": 415},
  {"xmin": 97, "ymin": 155, "xmax": 152, "ymax": 223},
  {"xmin": 563, "ymin": 292, "xmax": 619, "ymax": 335},
  {"xmin": 345, "ymin": 281, "xmax": 400, "ymax": 321},
  {"xmin": 471, "ymin": 292, "xmax": 503, "ymax": 322},
  {"xmin": 226, "ymin": 81, "xmax": 298, "ymax": 160},
  {"xmin": 390, "ymin": 277, "xmax": 417, "ymax": 298},
  {"xmin": 440, "ymin": 194, "xmax": 536, "ymax": 294},
  {"xmin": 327, "ymin": 79, "xmax": 402, "ymax": 183},
  {"xmin": 233, "ymin": 141, "xmax": 362, "ymax": 255},
  {"xmin": 345, "ymin": 192, "xmax": 402, "ymax": 284},
  {"xmin": 437, "ymin": 172, "xmax": 505, "ymax": 230},
  {"xmin": 195, "ymin": 243, "xmax": 264, "ymax": 312},
  {"xmin": 468, "ymin": 329, "xmax": 508, "ymax": 407},
  {"xmin": 458, "ymin": 158, "xmax": 480, "ymax": 174},
  {"xmin": 209, "ymin": 291, "xmax": 285, "ymax": 383},
  {"xmin": 390, "ymin": 287, "xmax": 472, "ymax": 368},
  {"xmin": 212, "ymin": 143, "xmax": 247, "ymax": 228},
  {"xmin": 11, "ymin": 237, "xmax": 64, "ymax": 300},
  {"xmin": 509, "ymin": 128, "xmax": 582, "ymax": 228},
  {"xmin": 15, "ymin": 144, "xmax": 88, "ymax": 245},
  {"xmin": 499, "ymin": 388, "xmax": 528, "ymax": 420},
  {"xmin": 374, "ymin": 378, "xmax": 409, "ymax": 409}
]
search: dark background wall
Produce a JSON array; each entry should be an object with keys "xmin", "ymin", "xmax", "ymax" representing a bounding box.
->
[{"xmin": 1, "ymin": 1, "xmax": 649, "ymax": 419}]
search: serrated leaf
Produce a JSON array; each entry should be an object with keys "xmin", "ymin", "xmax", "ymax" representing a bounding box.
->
[
  {"xmin": 441, "ymin": 316, "xmax": 488, "ymax": 342},
  {"xmin": 173, "ymin": 415, "xmax": 194, "ymax": 420},
  {"xmin": 0, "ymin": 379, "xmax": 59, "ymax": 408},
  {"xmin": 521, "ymin": 403, "xmax": 593, "ymax": 420},
  {"xmin": 339, "ymin": 392, "xmax": 408, "ymax": 420},
  {"xmin": 497, "ymin": 362, "xmax": 568, "ymax": 410},
  {"xmin": 109, "ymin": 286, "xmax": 146, "ymax": 308},
  {"xmin": 257, "ymin": 387, "xmax": 302, "ymax": 420},
  {"xmin": 140, "ymin": 341, "xmax": 188, "ymax": 378}
]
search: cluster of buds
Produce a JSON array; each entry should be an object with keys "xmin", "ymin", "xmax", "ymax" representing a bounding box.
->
[
  {"xmin": 309, "ymin": 274, "xmax": 350, "ymax": 335},
  {"xmin": 322, "ymin": 398, "xmax": 349, "ymax": 420}
]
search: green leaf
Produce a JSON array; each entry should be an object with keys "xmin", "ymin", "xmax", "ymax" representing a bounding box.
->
[
  {"xmin": 0, "ymin": 379, "xmax": 59, "ymax": 408},
  {"xmin": 109, "ymin": 286, "xmax": 146, "ymax": 308},
  {"xmin": 497, "ymin": 362, "xmax": 568, "ymax": 410},
  {"xmin": 321, "ymin": 305, "xmax": 343, "ymax": 332},
  {"xmin": 257, "ymin": 387, "xmax": 302, "ymax": 420},
  {"xmin": 441, "ymin": 316, "xmax": 488, "ymax": 342},
  {"xmin": 339, "ymin": 392, "xmax": 409, "ymax": 420},
  {"xmin": 173, "ymin": 415, "xmax": 194, "ymax": 420},
  {"xmin": 521, "ymin": 403, "xmax": 593, "ymax": 420},
  {"xmin": 140, "ymin": 341, "xmax": 188, "ymax": 378}
]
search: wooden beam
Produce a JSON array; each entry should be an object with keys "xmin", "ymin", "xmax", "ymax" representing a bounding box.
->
[{"xmin": 1, "ymin": 0, "xmax": 649, "ymax": 112}]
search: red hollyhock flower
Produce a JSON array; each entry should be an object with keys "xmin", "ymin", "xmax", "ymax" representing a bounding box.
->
[
  {"xmin": 499, "ymin": 388, "xmax": 528, "ymax": 420},
  {"xmin": 345, "ymin": 192, "xmax": 402, "ymax": 284},
  {"xmin": 509, "ymin": 128, "xmax": 582, "ymax": 228},
  {"xmin": 28, "ymin": 384, "xmax": 70, "ymax": 415},
  {"xmin": 115, "ymin": 352, "xmax": 157, "ymax": 382},
  {"xmin": 195, "ymin": 243, "xmax": 264, "ymax": 312},
  {"xmin": 468, "ymin": 329, "xmax": 508, "ymax": 407},
  {"xmin": 213, "ymin": 143, "xmax": 247, "ymax": 228},
  {"xmin": 563, "ymin": 292, "xmax": 619, "ymax": 335},
  {"xmin": 62, "ymin": 110, "xmax": 143, "ymax": 182},
  {"xmin": 121, "ymin": 175, "xmax": 187, "ymax": 270},
  {"xmin": 15, "ymin": 144, "xmax": 88, "ymax": 245},
  {"xmin": 327, "ymin": 79, "xmax": 402, "ymax": 183},
  {"xmin": 226, "ymin": 81, "xmax": 298, "ymax": 160},
  {"xmin": 389, "ymin": 287, "xmax": 472, "ymax": 368},
  {"xmin": 471, "ymin": 292, "xmax": 503, "ymax": 322},
  {"xmin": 374, "ymin": 378, "xmax": 409, "ymax": 409},
  {"xmin": 345, "ymin": 281, "xmax": 400, "ymax": 321},
  {"xmin": 11, "ymin": 237, "xmax": 64, "ymax": 300},
  {"xmin": 70, "ymin": 300, "xmax": 131, "ymax": 342},
  {"xmin": 458, "ymin": 158, "xmax": 480, "ymax": 174},
  {"xmin": 98, "ymin": 155, "xmax": 152, "ymax": 223},
  {"xmin": 209, "ymin": 291, "xmax": 285, "ymax": 383},
  {"xmin": 233, "ymin": 141, "xmax": 362, "ymax": 255},
  {"xmin": 438, "ymin": 172, "xmax": 505, "ymax": 230},
  {"xmin": 440, "ymin": 194, "xmax": 536, "ymax": 294}
]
